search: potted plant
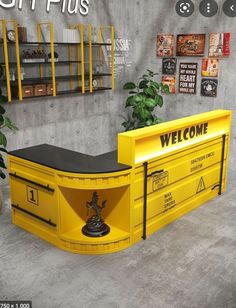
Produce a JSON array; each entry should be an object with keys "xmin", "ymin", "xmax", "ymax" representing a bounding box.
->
[
  {"xmin": 122, "ymin": 69, "xmax": 169, "ymax": 131},
  {"xmin": 0, "ymin": 89, "xmax": 18, "ymax": 212}
]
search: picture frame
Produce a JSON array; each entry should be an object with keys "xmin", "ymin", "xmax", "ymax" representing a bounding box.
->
[{"xmin": 176, "ymin": 34, "xmax": 205, "ymax": 57}]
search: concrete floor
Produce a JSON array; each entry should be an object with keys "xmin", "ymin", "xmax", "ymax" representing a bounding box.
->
[{"xmin": 0, "ymin": 147, "xmax": 236, "ymax": 308}]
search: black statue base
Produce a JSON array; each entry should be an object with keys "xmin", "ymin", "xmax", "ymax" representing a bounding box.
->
[{"xmin": 82, "ymin": 215, "xmax": 110, "ymax": 238}]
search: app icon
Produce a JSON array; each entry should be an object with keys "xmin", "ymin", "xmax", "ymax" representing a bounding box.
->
[
  {"xmin": 199, "ymin": 0, "xmax": 218, "ymax": 17},
  {"xmin": 223, "ymin": 0, "xmax": 236, "ymax": 17},
  {"xmin": 176, "ymin": 0, "xmax": 194, "ymax": 17}
]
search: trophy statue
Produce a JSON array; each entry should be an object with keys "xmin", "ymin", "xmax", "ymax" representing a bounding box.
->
[{"xmin": 82, "ymin": 192, "xmax": 110, "ymax": 237}]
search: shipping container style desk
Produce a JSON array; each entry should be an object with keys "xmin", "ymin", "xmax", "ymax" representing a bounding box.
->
[{"xmin": 8, "ymin": 110, "xmax": 232, "ymax": 254}]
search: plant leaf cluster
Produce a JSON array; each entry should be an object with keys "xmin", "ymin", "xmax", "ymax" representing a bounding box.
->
[
  {"xmin": 0, "ymin": 89, "xmax": 18, "ymax": 179},
  {"xmin": 122, "ymin": 69, "xmax": 169, "ymax": 131}
]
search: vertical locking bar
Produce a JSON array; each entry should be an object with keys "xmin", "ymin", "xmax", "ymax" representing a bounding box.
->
[
  {"xmin": 142, "ymin": 162, "xmax": 148, "ymax": 240},
  {"xmin": 219, "ymin": 134, "xmax": 226, "ymax": 196}
]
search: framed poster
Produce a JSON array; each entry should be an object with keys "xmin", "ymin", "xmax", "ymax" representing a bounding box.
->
[
  {"xmin": 162, "ymin": 58, "xmax": 177, "ymax": 75},
  {"xmin": 209, "ymin": 33, "xmax": 230, "ymax": 57},
  {"xmin": 179, "ymin": 63, "xmax": 198, "ymax": 94},
  {"xmin": 162, "ymin": 75, "xmax": 176, "ymax": 94},
  {"xmin": 176, "ymin": 34, "xmax": 205, "ymax": 57},
  {"xmin": 201, "ymin": 79, "xmax": 218, "ymax": 97},
  {"xmin": 202, "ymin": 58, "xmax": 219, "ymax": 77},
  {"xmin": 157, "ymin": 34, "xmax": 174, "ymax": 57}
]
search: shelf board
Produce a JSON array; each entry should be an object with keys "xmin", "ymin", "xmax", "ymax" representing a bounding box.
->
[
  {"xmin": 11, "ymin": 87, "xmax": 112, "ymax": 101},
  {"xmin": 0, "ymin": 60, "xmax": 82, "ymax": 66},
  {"xmin": 11, "ymin": 75, "xmax": 82, "ymax": 85},
  {"xmin": 1, "ymin": 41, "xmax": 112, "ymax": 46},
  {"xmin": 9, "ymin": 74, "xmax": 111, "ymax": 86},
  {"xmin": 92, "ymin": 87, "xmax": 112, "ymax": 91},
  {"xmin": 57, "ymin": 87, "xmax": 112, "ymax": 96}
]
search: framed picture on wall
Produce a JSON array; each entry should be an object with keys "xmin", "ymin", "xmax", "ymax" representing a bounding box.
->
[
  {"xmin": 209, "ymin": 33, "xmax": 230, "ymax": 57},
  {"xmin": 179, "ymin": 62, "xmax": 198, "ymax": 94},
  {"xmin": 202, "ymin": 58, "xmax": 219, "ymax": 77},
  {"xmin": 201, "ymin": 79, "xmax": 218, "ymax": 97},
  {"xmin": 157, "ymin": 34, "xmax": 174, "ymax": 57},
  {"xmin": 162, "ymin": 58, "xmax": 177, "ymax": 75},
  {"xmin": 176, "ymin": 34, "xmax": 205, "ymax": 57},
  {"xmin": 162, "ymin": 75, "xmax": 176, "ymax": 94}
]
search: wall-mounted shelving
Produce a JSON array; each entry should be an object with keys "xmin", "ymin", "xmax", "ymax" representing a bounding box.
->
[{"xmin": 0, "ymin": 20, "xmax": 115, "ymax": 102}]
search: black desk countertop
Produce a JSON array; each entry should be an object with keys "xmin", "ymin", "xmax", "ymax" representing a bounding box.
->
[{"xmin": 9, "ymin": 144, "xmax": 131, "ymax": 174}]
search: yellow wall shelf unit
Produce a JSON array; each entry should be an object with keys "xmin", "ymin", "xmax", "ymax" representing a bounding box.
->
[{"xmin": 0, "ymin": 20, "xmax": 115, "ymax": 102}]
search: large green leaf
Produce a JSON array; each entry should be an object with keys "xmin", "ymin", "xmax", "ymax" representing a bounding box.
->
[
  {"xmin": 3, "ymin": 117, "xmax": 18, "ymax": 131},
  {"xmin": 138, "ymin": 80, "xmax": 149, "ymax": 89},
  {"xmin": 134, "ymin": 94, "xmax": 145, "ymax": 103},
  {"xmin": 0, "ymin": 170, "xmax": 6, "ymax": 179},
  {"xmin": 163, "ymin": 84, "xmax": 170, "ymax": 94},
  {"xmin": 0, "ymin": 104, "xmax": 6, "ymax": 115},
  {"xmin": 125, "ymin": 96, "xmax": 136, "ymax": 107},
  {"xmin": 139, "ymin": 108, "xmax": 152, "ymax": 121},
  {"xmin": 0, "ymin": 131, "xmax": 7, "ymax": 147},
  {"xmin": 155, "ymin": 95, "xmax": 164, "ymax": 108},
  {"xmin": 144, "ymin": 98, "xmax": 157, "ymax": 109},
  {"xmin": 151, "ymin": 81, "xmax": 160, "ymax": 90},
  {"xmin": 144, "ymin": 87, "xmax": 156, "ymax": 97},
  {"xmin": 123, "ymin": 82, "xmax": 137, "ymax": 90}
]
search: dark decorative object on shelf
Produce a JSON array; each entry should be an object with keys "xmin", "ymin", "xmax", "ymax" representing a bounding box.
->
[
  {"xmin": 22, "ymin": 48, "xmax": 46, "ymax": 63},
  {"xmin": 18, "ymin": 26, "xmax": 27, "ymax": 43},
  {"xmin": 48, "ymin": 51, "xmax": 59, "ymax": 62},
  {"xmin": 82, "ymin": 191, "xmax": 110, "ymax": 238}
]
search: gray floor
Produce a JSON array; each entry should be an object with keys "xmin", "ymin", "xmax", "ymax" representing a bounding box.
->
[{"xmin": 0, "ymin": 147, "xmax": 236, "ymax": 308}]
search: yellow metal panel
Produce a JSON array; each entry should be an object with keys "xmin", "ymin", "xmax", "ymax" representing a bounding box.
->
[
  {"xmin": 133, "ymin": 136, "xmax": 228, "ymax": 199},
  {"xmin": 118, "ymin": 110, "xmax": 231, "ymax": 166}
]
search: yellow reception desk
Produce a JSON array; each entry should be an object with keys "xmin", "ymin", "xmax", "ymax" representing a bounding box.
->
[{"xmin": 8, "ymin": 110, "xmax": 231, "ymax": 254}]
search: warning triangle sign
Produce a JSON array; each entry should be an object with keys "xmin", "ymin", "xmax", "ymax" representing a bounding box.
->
[{"xmin": 196, "ymin": 177, "xmax": 206, "ymax": 194}]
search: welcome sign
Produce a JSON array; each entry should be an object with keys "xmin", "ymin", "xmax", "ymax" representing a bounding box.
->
[{"xmin": 0, "ymin": 0, "xmax": 90, "ymax": 16}]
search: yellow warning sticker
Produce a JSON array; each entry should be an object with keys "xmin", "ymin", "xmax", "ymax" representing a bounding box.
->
[{"xmin": 196, "ymin": 177, "xmax": 206, "ymax": 194}]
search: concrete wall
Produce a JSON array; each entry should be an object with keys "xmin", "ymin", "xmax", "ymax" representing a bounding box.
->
[{"xmin": 1, "ymin": 0, "xmax": 236, "ymax": 158}]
